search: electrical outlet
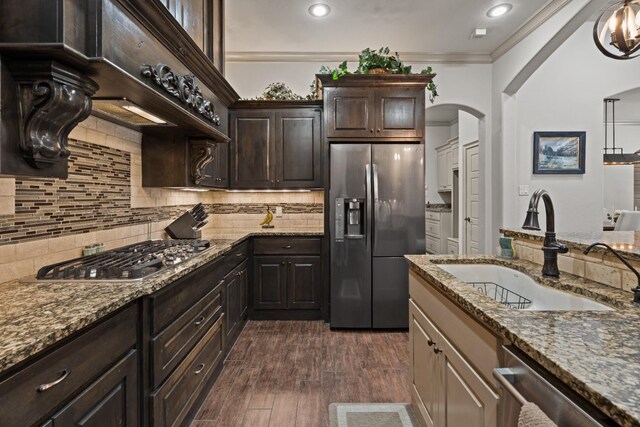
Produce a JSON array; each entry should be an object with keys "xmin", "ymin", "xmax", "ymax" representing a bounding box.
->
[
  {"xmin": 275, "ymin": 206, "xmax": 283, "ymax": 217},
  {"xmin": 519, "ymin": 185, "xmax": 529, "ymax": 196}
]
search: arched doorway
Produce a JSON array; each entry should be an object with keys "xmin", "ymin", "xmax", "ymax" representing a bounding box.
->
[{"xmin": 425, "ymin": 104, "xmax": 486, "ymax": 254}]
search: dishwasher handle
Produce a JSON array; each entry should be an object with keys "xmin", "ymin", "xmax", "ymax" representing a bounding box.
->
[{"xmin": 494, "ymin": 368, "xmax": 527, "ymax": 406}]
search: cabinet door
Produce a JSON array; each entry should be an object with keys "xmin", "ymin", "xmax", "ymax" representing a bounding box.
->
[
  {"xmin": 437, "ymin": 148, "xmax": 447, "ymax": 192},
  {"xmin": 451, "ymin": 142, "xmax": 459, "ymax": 169},
  {"xmin": 445, "ymin": 148, "xmax": 453, "ymax": 190},
  {"xmin": 440, "ymin": 340, "xmax": 498, "ymax": 427},
  {"xmin": 253, "ymin": 256, "xmax": 287, "ymax": 309},
  {"xmin": 375, "ymin": 87, "xmax": 424, "ymax": 138},
  {"xmin": 230, "ymin": 111, "xmax": 276, "ymax": 189},
  {"xmin": 276, "ymin": 109, "xmax": 322, "ymax": 188},
  {"xmin": 325, "ymin": 87, "xmax": 375, "ymax": 138},
  {"xmin": 410, "ymin": 301, "xmax": 439, "ymax": 427},
  {"xmin": 239, "ymin": 264, "xmax": 248, "ymax": 319},
  {"xmin": 225, "ymin": 274, "xmax": 240, "ymax": 341},
  {"xmin": 51, "ymin": 349, "xmax": 138, "ymax": 426},
  {"xmin": 287, "ymin": 256, "xmax": 321, "ymax": 309},
  {"xmin": 215, "ymin": 142, "xmax": 229, "ymax": 188}
]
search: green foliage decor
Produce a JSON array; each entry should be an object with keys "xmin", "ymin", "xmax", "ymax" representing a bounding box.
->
[{"xmin": 319, "ymin": 47, "xmax": 439, "ymax": 103}]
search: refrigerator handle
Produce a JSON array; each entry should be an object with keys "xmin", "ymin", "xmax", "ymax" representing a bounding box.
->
[
  {"xmin": 365, "ymin": 163, "xmax": 371, "ymax": 251},
  {"xmin": 372, "ymin": 163, "xmax": 379, "ymax": 253}
]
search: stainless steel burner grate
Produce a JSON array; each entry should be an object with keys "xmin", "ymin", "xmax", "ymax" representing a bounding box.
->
[{"xmin": 36, "ymin": 240, "xmax": 210, "ymax": 281}]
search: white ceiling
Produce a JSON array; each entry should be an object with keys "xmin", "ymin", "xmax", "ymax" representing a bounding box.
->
[{"xmin": 226, "ymin": 0, "xmax": 556, "ymax": 58}]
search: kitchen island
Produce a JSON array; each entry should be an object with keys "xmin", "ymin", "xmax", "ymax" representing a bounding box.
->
[{"xmin": 406, "ymin": 254, "xmax": 640, "ymax": 427}]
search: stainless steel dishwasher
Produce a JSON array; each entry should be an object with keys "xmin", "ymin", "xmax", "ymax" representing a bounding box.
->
[{"xmin": 494, "ymin": 346, "xmax": 615, "ymax": 427}]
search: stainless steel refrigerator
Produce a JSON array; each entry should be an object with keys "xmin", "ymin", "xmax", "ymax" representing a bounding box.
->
[{"xmin": 330, "ymin": 143, "xmax": 425, "ymax": 328}]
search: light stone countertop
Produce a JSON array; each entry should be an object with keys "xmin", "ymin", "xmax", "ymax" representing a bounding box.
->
[
  {"xmin": 406, "ymin": 254, "xmax": 640, "ymax": 427},
  {"xmin": 502, "ymin": 228, "xmax": 640, "ymax": 261},
  {"xmin": 0, "ymin": 227, "xmax": 323, "ymax": 374}
]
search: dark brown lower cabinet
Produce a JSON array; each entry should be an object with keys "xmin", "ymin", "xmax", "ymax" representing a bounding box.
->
[
  {"xmin": 253, "ymin": 255, "xmax": 321, "ymax": 310},
  {"xmin": 51, "ymin": 349, "xmax": 138, "ymax": 426},
  {"xmin": 0, "ymin": 305, "xmax": 138, "ymax": 427},
  {"xmin": 151, "ymin": 316, "xmax": 224, "ymax": 427},
  {"xmin": 225, "ymin": 260, "xmax": 248, "ymax": 343}
]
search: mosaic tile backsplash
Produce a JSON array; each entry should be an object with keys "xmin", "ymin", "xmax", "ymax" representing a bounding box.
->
[{"xmin": 0, "ymin": 116, "xmax": 323, "ymax": 282}]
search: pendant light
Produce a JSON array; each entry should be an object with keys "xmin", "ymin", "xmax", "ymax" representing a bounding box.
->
[
  {"xmin": 603, "ymin": 98, "xmax": 640, "ymax": 165},
  {"xmin": 593, "ymin": 0, "xmax": 640, "ymax": 60}
]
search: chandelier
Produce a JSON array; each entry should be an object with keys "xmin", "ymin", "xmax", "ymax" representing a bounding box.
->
[{"xmin": 593, "ymin": 0, "xmax": 640, "ymax": 59}]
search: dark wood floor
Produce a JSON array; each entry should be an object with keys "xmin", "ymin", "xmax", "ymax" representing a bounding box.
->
[{"xmin": 191, "ymin": 320, "xmax": 411, "ymax": 427}]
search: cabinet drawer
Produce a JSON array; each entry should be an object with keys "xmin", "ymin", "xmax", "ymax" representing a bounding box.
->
[
  {"xmin": 425, "ymin": 220, "xmax": 441, "ymax": 238},
  {"xmin": 151, "ymin": 258, "xmax": 224, "ymax": 335},
  {"xmin": 425, "ymin": 211, "xmax": 440, "ymax": 221},
  {"xmin": 223, "ymin": 240, "xmax": 249, "ymax": 271},
  {"xmin": 254, "ymin": 237, "xmax": 321, "ymax": 255},
  {"xmin": 0, "ymin": 305, "xmax": 137, "ymax": 427},
  {"xmin": 152, "ymin": 315, "xmax": 224, "ymax": 427},
  {"xmin": 425, "ymin": 236, "xmax": 440, "ymax": 254},
  {"xmin": 151, "ymin": 285, "xmax": 223, "ymax": 388}
]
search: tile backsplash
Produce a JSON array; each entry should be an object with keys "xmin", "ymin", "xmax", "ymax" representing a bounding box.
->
[{"xmin": 0, "ymin": 116, "xmax": 323, "ymax": 283}]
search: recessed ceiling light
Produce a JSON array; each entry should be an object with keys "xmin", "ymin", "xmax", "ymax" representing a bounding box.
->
[
  {"xmin": 487, "ymin": 3, "xmax": 512, "ymax": 18},
  {"xmin": 308, "ymin": 3, "xmax": 331, "ymax": 18}
]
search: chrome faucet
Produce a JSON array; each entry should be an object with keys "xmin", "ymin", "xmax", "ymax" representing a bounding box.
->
[
  {"xmin": 522, "ymin": 189, "xmax": 568, "ymax": 277},
  {"xmin": 584, "ymin": 243, "xmax": 640, "ymax": 306}
]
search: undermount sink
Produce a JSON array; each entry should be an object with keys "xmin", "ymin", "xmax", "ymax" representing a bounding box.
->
[{"xmin": 437, "ymin": 264, "xmax": 613, "ymax": 311}]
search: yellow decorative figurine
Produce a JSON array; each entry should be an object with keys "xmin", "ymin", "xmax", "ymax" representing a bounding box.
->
[{"xmin": 260, "ymin": 205, "xmax": 275, "ymax": 228}]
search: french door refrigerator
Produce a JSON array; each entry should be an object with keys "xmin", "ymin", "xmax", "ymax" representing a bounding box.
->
[{"xmin": 330, "ymin": 143, "xmax": 425, "ymax": 328}]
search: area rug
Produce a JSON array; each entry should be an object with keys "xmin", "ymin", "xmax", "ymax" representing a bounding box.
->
[{"xmin": 328, "ymin": 403, "xmax": 418, "ymax": 427}]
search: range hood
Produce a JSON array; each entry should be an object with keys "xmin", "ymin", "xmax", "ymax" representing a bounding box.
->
[{"xmin": 0, "ymin": 0, "xmax": 237, "ymax": 179}]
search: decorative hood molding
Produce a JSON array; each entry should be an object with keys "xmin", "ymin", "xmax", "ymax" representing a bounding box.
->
[{"xmin": 0, "ymin": 0, "xmax": 238, "ymax": 178}]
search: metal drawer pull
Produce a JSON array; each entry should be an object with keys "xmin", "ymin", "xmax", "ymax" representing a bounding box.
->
[
  {"xmin": 194, "ymin": 363, "xmax": 206, "ymax": 375},
  {"xmin": 493, "ymin": 368, "xmax": 527, "ymax": 406},
  {"xmin": 236, "ymin": 253, "xmax": 243, "ymax": 257},
  {"xmin": 194, "ymin": 316, "xmax": 206, "ymax": 326},
  {"xmin": 38, "ymin": 370, "xmax": 70, "ymax": 392},
  {"xmin": 282, "ymin": 245, "xmax": 292, "ymax": 249}
]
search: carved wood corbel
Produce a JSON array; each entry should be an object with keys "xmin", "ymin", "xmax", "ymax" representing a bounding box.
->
[
  {"xmin": 190, "ymin": 140, "xmax": 216, "ymax": 186},
  {"xmin": 10, "ymin": 61, "xmax": 98, "ymax": 169}
]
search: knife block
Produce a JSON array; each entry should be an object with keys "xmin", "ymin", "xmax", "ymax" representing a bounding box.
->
[{"xmin": 165, "ymin": 211, "xmax": 202, "ymax": 239}]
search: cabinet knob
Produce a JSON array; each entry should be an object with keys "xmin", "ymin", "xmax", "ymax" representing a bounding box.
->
[
  {"xmin": 281, "ymin": 261, "xmax": 285, "ymax": 265},
  {"xmin": 427, "ymin": 339, "xmax": 435, "ymax": 347},
  {"xmin": 282, "ymin": 245, "xmax": 292, "ymax": 249},
  {"xmin": 433, "ymin": 347, "xmax": 442, "ymax": 354},
  {"xmin": 464, "ymin": 217, "xmax": 471, "ymax": 223},
  {"xmin": 377, "ymin": 129, "xmax": 381, "ymax": 132},
  {"xmin": 370, "ymin": 128, "xmax": 374, "ymax": 133},
  {"xmin": 194, "ymin": 316, "xmax": 206, "ymax": 326}
]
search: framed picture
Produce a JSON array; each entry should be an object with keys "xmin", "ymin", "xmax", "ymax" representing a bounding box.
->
[{"xmin": 533, "ymin": 131, "xmax": 586, "ymax": 174}]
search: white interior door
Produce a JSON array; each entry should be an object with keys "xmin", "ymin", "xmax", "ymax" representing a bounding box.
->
[{"xmin": 464, "ymin": 143, "xmax": 480, "ymax": 255}]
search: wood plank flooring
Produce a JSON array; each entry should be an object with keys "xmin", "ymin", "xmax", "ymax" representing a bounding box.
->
[{"xmin": 192, "ymin": 320, "xmax": 410, "ymax": 427}]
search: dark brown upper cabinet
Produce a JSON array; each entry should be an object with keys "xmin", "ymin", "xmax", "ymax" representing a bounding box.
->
[
  {"xmin": 159, "ymin": 0, "xmax": 225, "ymax": 73},
  {"xmin": 0, "ymin": 0, "xmax": 236, "ymax": 179},
  {"xmin": 230, "ymin": 101, "xmax": 323, "ymax": 190},
  {"xmin": 142, "ymin": 135, "xmax": 229, "ymax": 189},
  {"xmin": 319, "ymin": 74, "xmax": 433, "ymax": 140}
]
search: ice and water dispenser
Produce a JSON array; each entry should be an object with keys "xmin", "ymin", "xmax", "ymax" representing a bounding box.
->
[{"xmin": 334, "ymin": 198, "xmax": 365, "ymax": 241}]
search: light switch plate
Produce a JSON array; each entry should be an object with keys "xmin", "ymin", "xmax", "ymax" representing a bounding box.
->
[
  {"xmin": 275, "ymin": 206, "xmax": 283, "ymax": 217},
  {"xmin": 519, "ymin": 185, "xmax": 529, "ymax": 196}
]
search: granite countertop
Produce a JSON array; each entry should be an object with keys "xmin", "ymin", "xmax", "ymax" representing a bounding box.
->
[
  {"xmin": 502, "ymin": 228, "xmax": 640, "ymax": 261},
  {"xmin": 425, "ymin": 204, "xmax": 452, "ymax": 213},
  {"xmin": 0, "ymin": 227, "xmax": 323, "ymax": 374},
  {"xmin": 405, "ymin": 254, "xmax": 640, "ymax": 427}
]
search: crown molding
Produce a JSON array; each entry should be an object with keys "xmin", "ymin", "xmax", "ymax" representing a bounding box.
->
[
  {"xmin": 490, "ymin": 0, "xmax": 572, "ymax": 61},
  {"xmin": 225, "ymin": 51, "xmax": 492, "ymax": 64}
]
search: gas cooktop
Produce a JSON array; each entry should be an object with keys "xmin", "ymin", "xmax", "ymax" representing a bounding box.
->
[{"xmin": 36, "ymin": 239, "xmax": 211, "ymax": 281}]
